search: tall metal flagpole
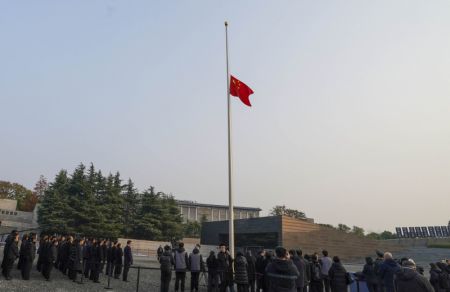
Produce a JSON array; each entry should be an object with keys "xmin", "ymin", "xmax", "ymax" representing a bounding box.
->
[{"xmin": 225, "ymin": 21, "xmax": 235, "ymax": 257}]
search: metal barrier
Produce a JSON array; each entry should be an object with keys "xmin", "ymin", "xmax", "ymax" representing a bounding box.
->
[{"xmin": 100, "ymin": 264, "xmax": 210, "ymax": 292}]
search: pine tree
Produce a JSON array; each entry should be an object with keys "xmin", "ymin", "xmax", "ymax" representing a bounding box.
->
[
  {"xmin": 123, "ymin": 178, "xmax": 139, "ymax": 237},
  {"xmin": 159, "ymin": 193, "xmax": 183, "ymax": 241},
  {"xmin": 133, "ymin": 187, "xmax": 162, "ymax": 240},
  {"xmin": 38, "ymin": 170, "xmax": 71, "ymax": 234}
]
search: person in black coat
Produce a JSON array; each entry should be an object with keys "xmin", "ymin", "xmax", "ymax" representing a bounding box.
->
[
  {"xmin": 234, "ymin": 252, "xmax": 249, "ymax": 292},
  {"xmin": 1, "ymin": 230, "xmax": 17, "ymax": 275},
  {"xmin": 42, "ymin": 238, "xmax": 58, "ymax": 281},
  {"xmin": 68, "ymin": 238, "xmax": 83, "ymax": 281},
  {"xmin": 100, "ymin": 240, "xmax": 107, "ymax": 274},
  {"xmin": 217, "ymin": 244, "xmax": 234, "ymax": 292},
  {"xmin": 17, "ymin": 234, "xmax": 28, "ymax": 270},
  {"xmin": 289, "ymin": 249, "xmax": 307, "ymax": 292},
  {"xmin": 36, "ymin": 235, "xmax": 47, "ymax": 272},
  {"xmin": 114, "ymin": 243, "xmax": 123, "ymax": 279},
  {"xmin": 106, "ymin": 241, "xmax": 116, "ymax": 277},
  {"xmin": 246, "ymin": 251, "xmax": 257, "ymax": 292},
  {"xmin": 62, "ymin": 236, "xmax": 73, "ymax": 275},
  {"xmin": 3, "ymin": 232, "xmax": 20, "ymax": 280},
  {"xmin": 21, "ymin": 234, "xmax": 36, "ymax": 280},
  {"xmin": 328, "ymin": 256, "xmax": 349, "ymax": 292},
  {"xmin": 429, "ymin": 263, "xmax": 443, "ymax": 292},
  {"xmin": 89, "ymin": 240, "xmax": 101, "ymax": 283},
  {"xmin": 265, "ymin": 246, "xmax": 299, "ymax": 292},
  {"xmin": 394, "ymin": 259, "xmax": 434, "ymax": 292},
  {"xmin": 362, "ymin": 257, "xmax": 379, "ymax": 292},
  {"xmin": 123, "ymin": 240, "xmax": 133, "ymax": 282},
  {"xmin": 436, "ymin": 262, "xmax": 450, "ymax": 292},
  {"xmin": 309, "ymin": 254, "xmax": 324, "ymax": 292},
  {"xmin": 255, "ymin": 250, "xmax": 270, "ymax": 292},
  {"xmin": 207, "ymin": 251, "xmax": 219, "ymax": 292}
]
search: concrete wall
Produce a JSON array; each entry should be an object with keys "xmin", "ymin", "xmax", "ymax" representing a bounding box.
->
[
  {"xmin": 0, "ymin": 200, "xmax": 38, "ymax": 230},
  {"xmin": 0, "ymin": 199, "xmax": 18, "ymax": 211}
]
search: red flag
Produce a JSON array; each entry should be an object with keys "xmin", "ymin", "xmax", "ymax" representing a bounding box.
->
[{"xmin": 230, "ymin": 75, "xmax": 254, "ymax": 107}]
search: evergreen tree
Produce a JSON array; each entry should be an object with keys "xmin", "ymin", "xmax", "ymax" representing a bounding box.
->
[
  {"xmin": 123, "ymin": 178, "xmax": 139, "ymax": 237},
  {"xmin": 37, "ymin": 163, "xmax": 184, "ymax": 240},
  {"xmin": 133, "ymin": 187, "xmax": 162, "ymax": 239},
  {"xmin": 159, "ymin": 193, "xmax": 183, "ymax": 241},
  {"xmin": 38, "ymin": 170, "xmax": 71, "ymax": 234}
]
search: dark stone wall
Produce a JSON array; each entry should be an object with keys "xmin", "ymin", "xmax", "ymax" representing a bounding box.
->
[{"xmin": 201, "ymin": 216, "xmax": 282, "ymax": 248}]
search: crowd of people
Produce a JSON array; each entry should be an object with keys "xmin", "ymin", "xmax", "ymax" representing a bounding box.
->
[
  {"xmin": 1, "ymin": 230, "xmax": 133, "ymax": 284},
  {"xmin": 160, "ymin": 243, "xmax": 450, "ymax": 292},
  {"xmin": 2, "ymin": 229, "xmax": 450, "ymax": 292}
]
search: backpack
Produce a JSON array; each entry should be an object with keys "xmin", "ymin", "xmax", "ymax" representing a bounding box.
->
[
  {"xmin": 439, "ymin": 272, "xmax": 450, "ymax": 289},
  {"xmin": 160, "ymin": 255, "xmax": 172, "ymax": 273},
  {"xmin": 312, "ymin": 263, "xmax": 321, "ymax": 281}
]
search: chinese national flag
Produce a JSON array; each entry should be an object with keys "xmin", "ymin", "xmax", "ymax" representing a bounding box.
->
[{"xmin": 230, "ymin": 75, "xmax": 254, "ymax": 107}]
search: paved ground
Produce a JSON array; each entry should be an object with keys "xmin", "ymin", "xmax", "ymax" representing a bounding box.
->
[
  {"xmin": 0, "ymin": 255, "xmax": 209, "ymax": 292},
  {"xmin": 0, "ymin": 247, "xmax": 447, "ymax": 291}
]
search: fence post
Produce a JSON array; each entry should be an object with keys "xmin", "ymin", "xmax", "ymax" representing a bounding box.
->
[{"xmin": 136, "ymin": 266, "xmax": 141, "ymax": 292}]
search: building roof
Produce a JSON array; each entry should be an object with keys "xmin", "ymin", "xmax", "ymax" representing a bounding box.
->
[{"xmin": 176, "ymin": 200, "xmax": 261, "ymax": 211}]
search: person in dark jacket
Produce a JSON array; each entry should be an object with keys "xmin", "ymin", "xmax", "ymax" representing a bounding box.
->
[
  {"xmin": 68, "ymin": 238, "xmax": 83, "ymax": 281},
  {"xmin": 159, "ymin": 245, "xmax": 175, "ymax": 292},
  {"xmin": 303, "ymin": 254, "xmax": 312, "ymax": 290},
  {"xmin": 62, "ymin": 236, "xmax": 73, "ymax": 275},
  {"xmin": 89, "ymin": 240, "xmax": 101, "ymax": 283},
  {"xmin": 235, "ymin": 252, "xmax": 249, "ymax": 292},
  {"xmin": 255, "ymin": 250, "xmax": 270, "ymax": 292},
  {"xmin": 3, "ymin": 232, "xmax": 20, "ymax": 280},
  {"xmin": 217, "ymin": 244, "xmax": 234, "ymax": 292},
  {"xmin": 100, "ymin": 240, "xmax": 107, "ymax": 274},
  {"xmin": 379, "ymin": 252, "xmax": 400, "ymax": 292},
  {"xmin": 265, "ymin": 246, "xmax": 299, "ymax": 292},
  {"xmin": 106, "ymin": 241, "xmax": 116, "ymax": 277},
  {"xmin": 21, "ymin": 234, "xmax": 36, "ymax": 280},
  {"xmin": 289, "ymin": 249, "xmax": 307, "ymax": 292},
  {"xmin": 374, "ymin": 250, "xmax": 385, "ymax": 292},
  {"xmin": 245, "ymin": 251, "xmax": 257, "ymax": 292},
  {"xmin": 17, "ymin": 233, "xmax": 28, "ymax": 270},
  {"xmin": 36, "ymin": 235, "xmax": 47, "ymax": 272},
  {"xmin": 1, "ymin": 230, "xmax": 17, "ymax": 276},
  {"xmin": 189, "ymin": 246, "xmax": 204, "ymax": 292},
  {"xmin": 394, "ymin": 259, "xmax": 434, "ymax": 292},
  {"xmin": 436, "ymin": 262, "xmax": 450, "ymax": 292},
  {"xmin": 42, "ymin": 238, "xmax": 58, "ymax": 281},
  {"xmin": 363, "ymin": 257, "xmax": 379, "ymax": 292},
  {"xmin": 82, "ymin": 239, "xmax": 92, "ymax": 278},
  {"xmin": 55, "ymin": 236, "xmax": 64, "ymax": 270},
  {"xmin": 328, "ymin": 256, "xmax": 349, "ymax": 292},
  {"xmin": 429, "ymin": 263, "xmax": 443, "ymax": 292},
  {"xmin": 309, "ymin": 254, "xmax": 323, "ymax": 292},
  {"xmin": 207, "ymin": 251, "xmax": 219, "ymax": 292},
  {"xmin": 57, "ymin": 237, "xmax": 67, "ymax": 273},
  {"xmin": 123, "ymin": 240, "xmax": 133, "ymax": 282},
  {"xmin": 114, "ymin": 242, "xmax": 123, "ymax": 279}
]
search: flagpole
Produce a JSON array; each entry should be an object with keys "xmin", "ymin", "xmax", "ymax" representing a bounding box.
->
[{"xmin": 225, "ymin": 21, "xmax": 235, "ymax": 258}]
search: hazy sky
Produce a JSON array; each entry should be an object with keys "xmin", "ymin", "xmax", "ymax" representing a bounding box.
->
[{"xmin": 1, "ymin": 1, "xmax": 450, "ymax": 233}]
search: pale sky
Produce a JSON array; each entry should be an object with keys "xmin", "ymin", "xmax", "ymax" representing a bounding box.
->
[{"xmin": 1, "ymin": 1, "xmax": 450, "ymax": 233}]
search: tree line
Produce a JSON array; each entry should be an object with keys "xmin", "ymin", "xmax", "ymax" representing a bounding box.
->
[{"xmin": 37, "ymin": 163, "xmax": 184, "ymax": 241}]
